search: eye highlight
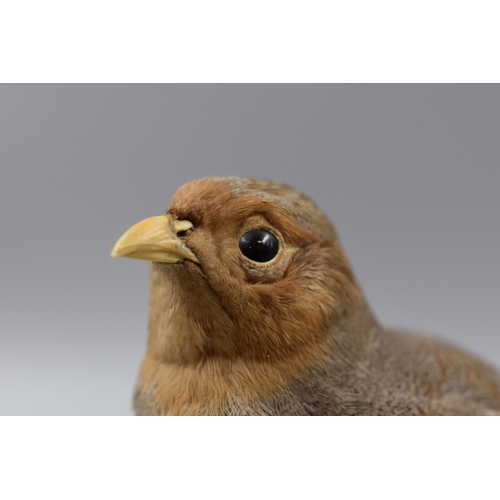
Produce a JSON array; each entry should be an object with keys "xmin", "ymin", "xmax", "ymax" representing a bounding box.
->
[{"xmin": 239, "ymin": 230, "xmax": 279, "ymax": 263}]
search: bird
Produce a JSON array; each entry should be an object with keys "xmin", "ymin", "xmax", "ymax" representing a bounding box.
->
[{"xmin": 111, "ymin": 176, "xmax": 500, "ymax": 415}]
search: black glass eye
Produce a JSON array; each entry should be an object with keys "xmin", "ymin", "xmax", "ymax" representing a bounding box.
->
[{"xmin": 239, "ymin": 230, "xmax": 279, "ymax": 263}]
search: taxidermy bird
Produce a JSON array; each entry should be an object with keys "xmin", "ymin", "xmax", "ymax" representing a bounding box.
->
[{"xmin": 111, "ymin": 177, "xmax": 500, "ymax": 415}]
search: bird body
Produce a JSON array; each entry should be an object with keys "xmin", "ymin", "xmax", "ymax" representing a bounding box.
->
[{"xmin": 111, "ymin": 177, "xmax": 500, "ymax": 415}]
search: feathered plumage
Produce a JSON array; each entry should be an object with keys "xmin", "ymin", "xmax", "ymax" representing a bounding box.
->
[{"xmin": 111, "ymin": 177, "xmax": 500, "ymax": 415}]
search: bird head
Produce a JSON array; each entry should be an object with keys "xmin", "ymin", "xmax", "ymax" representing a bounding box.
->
[{"xmin": 111, "ymin": 177, "xmax": 368, "ymax": 365}]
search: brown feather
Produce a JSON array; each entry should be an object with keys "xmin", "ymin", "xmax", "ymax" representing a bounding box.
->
[{"xmin": 130, "ymin": 177, "xmax": 500, "ymax": 415}]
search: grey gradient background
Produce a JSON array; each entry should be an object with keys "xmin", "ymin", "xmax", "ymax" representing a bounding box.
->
[{"xmin": 1, "ymin": 84, "xmax": 498, "ymax": 415}]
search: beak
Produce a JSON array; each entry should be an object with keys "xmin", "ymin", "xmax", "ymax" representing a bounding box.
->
[{"xmin": 110, "ymin": 214, "xmax": 199, "ymax": 264}]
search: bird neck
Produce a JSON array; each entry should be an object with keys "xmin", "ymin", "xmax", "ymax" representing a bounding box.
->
[
  {"xmin": 137, "ymin": 264, "xmax": 379, "ymax": 415},
  {"xmin": 144, "ymin": 263, "xmax": 245, "ymax": 364}
]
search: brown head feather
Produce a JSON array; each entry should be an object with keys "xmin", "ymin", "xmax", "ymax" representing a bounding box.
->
[{"xmin": 136, "ymin": 177, "xmax": 372, "ymax": 414}]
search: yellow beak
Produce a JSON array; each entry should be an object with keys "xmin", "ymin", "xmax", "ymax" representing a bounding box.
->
[{"xmin": 110, "ymin": 215, "xmax": 199, "ymax": 264}]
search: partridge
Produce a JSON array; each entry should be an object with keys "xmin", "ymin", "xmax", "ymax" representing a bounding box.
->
[{"xmin": 111, "ymin": 177, "xmax": 500, "ymax": 415}]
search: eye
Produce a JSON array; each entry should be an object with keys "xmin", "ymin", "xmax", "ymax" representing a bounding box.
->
[{"xmin": 239, "ymin": 230, "xmax": 279, "ymax": 263}]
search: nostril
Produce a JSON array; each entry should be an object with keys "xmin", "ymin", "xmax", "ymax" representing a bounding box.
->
[{"xmin": 173, "ymin": 219, "xmax": 194, "ymax": 238}]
